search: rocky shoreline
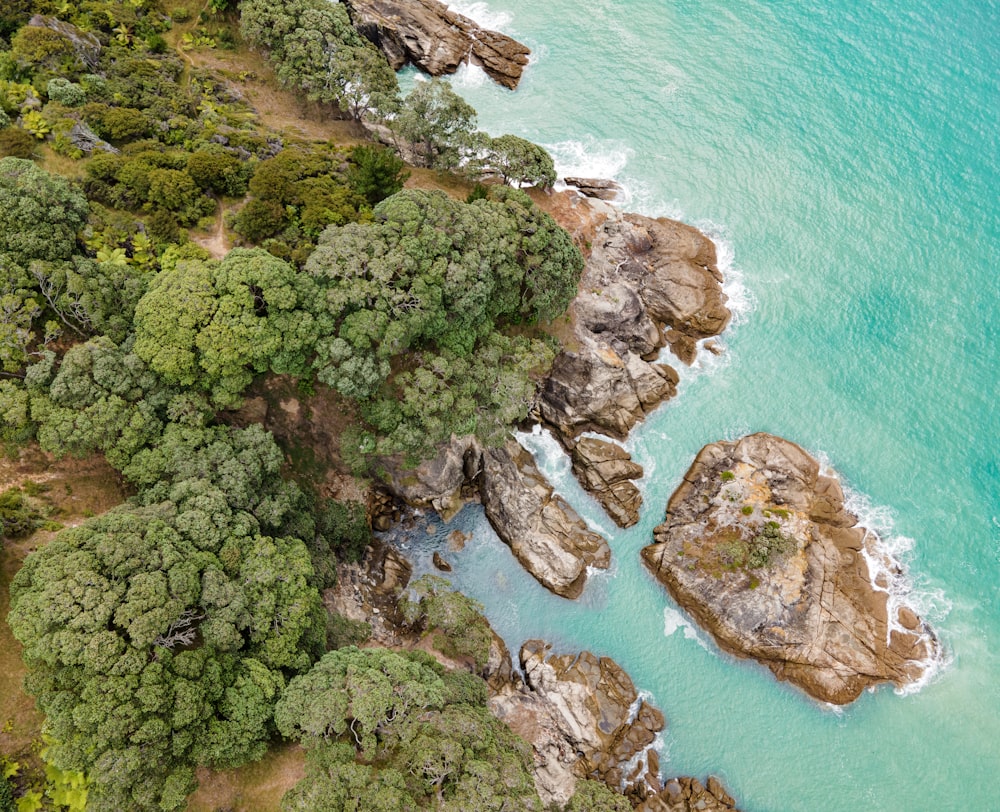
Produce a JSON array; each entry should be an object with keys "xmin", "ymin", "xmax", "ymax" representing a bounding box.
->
[{"xmin": 328, "ymin": 539, "xmax": 740, "ymax": 810}]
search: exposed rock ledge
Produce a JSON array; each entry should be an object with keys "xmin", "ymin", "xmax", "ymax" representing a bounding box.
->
[
  {"xmin": 379, "ymin": 435, "xmax": 611, "ymax": 599},
  {"xmin": 641, "ymin": 433, "xmax": 938, "ymax": 704},
  {"xmin": 345, "ymin": 0, "xmax": 530, "ymax": 89},
  {"xmin": 538, "ymin": 204, "xmax": 732, "ymax": 527},
  {"xmin": 490, "ymin": 640, "xmax": 739, "ymax": 810}
]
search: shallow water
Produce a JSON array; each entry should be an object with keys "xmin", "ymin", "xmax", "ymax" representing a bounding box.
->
[{"xmin": 394, "ymin": 1, "xmax": 1000, "ymax": 808}]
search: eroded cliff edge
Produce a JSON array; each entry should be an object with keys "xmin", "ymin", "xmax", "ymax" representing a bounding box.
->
[{"xmin": 641, "ymin": 433, "xmax": 939, "ymax": 704}]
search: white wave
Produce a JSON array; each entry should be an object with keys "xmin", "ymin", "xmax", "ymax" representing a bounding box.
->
[
  {"xmin": 513, "ymin": 428, "xmax": 617, "ymax": 538},
  {"xmin": 446, "ymin": 0, "xmax": 512, "ymax": 31},
  {"xmin": 526, "ymin": 41, "xmax": 548, "ymax": 67},
  {"xmin": 663, "ymin": 606, "xmax": 711, "ymax": 651},
  {"xmin": 450, "ymin": 60, "xmax": 489, "ymax": 89},
  {"xmin": 697, "ymin": 221, "xmax": 756, "ymax": 329},
  {"xmin": 814, "ymin": 456, "xmax": 952, "ymax": 694},
  {"xmin": 544, "ymin": 136, "xmax": 634, "ymax": 186}
]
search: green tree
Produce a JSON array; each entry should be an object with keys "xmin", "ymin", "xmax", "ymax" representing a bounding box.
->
[
  {"xmin": 484, "ymin": 134, "xmax": 557, "ymax": 189},
  {"xmin": 0, "ymin": 158, "xmax": 144, "ymax": 370},
  {"xmin": 133, "ymin": 249, "xmax": 327, "ymax": 407},
  {"xmin": 276, "ymin": 647, "xmax": 447, "ymax": 752},
  {"xmin": 240, "ymin": 0, "xmax": 400, "ymax": 121},
  {"xmin": 277, "ymin": 648, "xmax": 542, "ymax": 810},
  {"xmin": 7, "ymin": 500, "xmax": 323, "ymax": 812},
  {"xmin": 392, "ymin": 79, "xmax": 478, "ymax": 169},
  {"xmin": 347, "ymin": 144, "xmax": 409, "ymax": 207},
  {"xmin": 0, "ymin": 157, "xmax": 88, "ymax": 265}
]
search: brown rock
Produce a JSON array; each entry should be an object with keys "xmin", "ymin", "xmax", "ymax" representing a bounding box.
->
[
  {"xmin": 447, "ymin": 529, "xmax": 470, "ymax": 551},
  {"xmin": 489, "ymin": 640, "xmax": 666, "ymax": 807},
  {"xmin": 345, "ymin": 0, "xmax": 530, "ymax": 88},
  {"xmin": 665, "ymin": 329, "xmax": 698, "ymax": 366},
  {"xmin": 627, "ymin": 214, "xmax": 731, "ymax": 340},
  {"xmin": 432, "ymin": 551, "xmax": 452, "ymax": 572},
  {"xmin": 570, "ymin": 437, "xmax": 644, "ymax": 527},
  {"xmin": 540, "ymin": 208, "xmax": 729, "ymax": 448},
  {"xmin": 564, "ymin": 177, "xmax": 624, "ymax": 201},
  {"xmin": 379, "ymin": 434, "xmax": 481, "ymax": 520},
  {"xmin": 480, "ymin": 438, "xmax": 610, "ymax": 599},
  {"xmin": 641, "ymin": 433, "xmax": 939, "ymax": 704},
  {"xmin": 540, "ymin": 349, "xmax": 678, "ymax": 443}
]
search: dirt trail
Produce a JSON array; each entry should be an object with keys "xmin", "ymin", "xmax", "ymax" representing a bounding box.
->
[{"xmin": 194, "ymin": 205, "xmax": 230, "ymax": 259}]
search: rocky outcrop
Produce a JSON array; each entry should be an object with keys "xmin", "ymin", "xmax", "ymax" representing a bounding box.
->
[
  {"xmin": 540, "ymin": 347, "xmax": 678, "ymax": 443},
  {"xmin": 379, "ymin": 434, "xmax": 482, "ymax": 521},
  {"xmin": 345, "ymin": 0, "xmax": 530, "ymax": 89},
  {"xmin": 538, "ymin": 206, "xmax": 731, "ymax": 524},
  {"xmin": 571, "ymin": 436, "xmax": 644, "ymax": 528},
  {"xmin": 28, "ymin": 16, "xmax": 101, "ymax": 70},
  {"xmin": 480, "ymin": 439, "xmax": 611, "ymax": 599},
  {"xmin": 564, "ymin": 177, "xmax": 624, "ymax": 201},
  {"xmin": 489, "ymin": 640, "xmax": 665, "ymax": 806},
  {"xmin": 641, "ymin": 433, "xmax": 939, "ymax": 704},
  {"xmin": 638, "ymin": 776, "xmax": 740, "ymax": 812}
]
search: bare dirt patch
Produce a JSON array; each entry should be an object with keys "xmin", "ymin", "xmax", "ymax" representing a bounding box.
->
[{"xmin": 188, "ymin": 741, "xmax": 306, "ymax": 812}]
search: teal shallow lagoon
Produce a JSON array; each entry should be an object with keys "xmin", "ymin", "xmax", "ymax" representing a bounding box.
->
[{"xmin": 394, "ymin": 1, "xmax": 999, "ymax": 808}]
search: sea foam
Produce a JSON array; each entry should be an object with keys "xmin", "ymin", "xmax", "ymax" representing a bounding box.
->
[
  {"xmin": 815, "ymin": 454, "xmax": 952, "ymax": 695},
  {"xmin": 446, "ymin": 0, "xmax": 512, "ymax": 31}
]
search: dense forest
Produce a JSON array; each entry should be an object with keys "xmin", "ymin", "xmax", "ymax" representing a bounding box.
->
[{"xmin": 0, "ymin": 0, "xmax": 611, "ymax": 809}]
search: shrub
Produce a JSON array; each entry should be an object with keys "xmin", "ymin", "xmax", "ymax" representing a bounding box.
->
[
  {"xmin": 186, "ymin": 145, "xmax": 249, "ymax": 196},
  {"xmin": 0, "ymin": 775, "xmax": 13, "ymax": 812},
  {"xmin": 87, "ymin": 105, "xmax": 151, "ymax": 143},
  {"xmin": 146, "ymin": 33, "xmax": 168, "ymax": 54},
  {"xmin": 347, "ymin": 144, "xmax": 408, "ymax": 206},
  {"xmin": 233, "ymin": 197, "xmax": 286, "ymax": 242},
  {"xmin": 46, "ymin": 77, "xmax": 85, "ymax": 107},
  {"xmin": 0, "ymin": 485, "xmax": 44, "ymax": 539},
  {"xmin": 147, "ymin": 207, "xmax": 181, "ymax": 242},
  {"xmin": 316, "ymin": 499, "xmax": 371, "ymax": 563},
  {"xmin": 0, "ymin": 126, "xmax": 35, "ymax": 158}
]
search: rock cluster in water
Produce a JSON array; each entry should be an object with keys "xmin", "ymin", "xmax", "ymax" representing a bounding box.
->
[
  {"xmin": 538, "ymin": 206, "xmax": 731, "ymax": 527},
  {"xmin": 641, "ymin": 433, "xmax": 938, "ymax": 704},
  {"xmin": 345, "ymin": 0, "xmax": 530, "ymax": 88},
  {"xmin": 377, "ymin": 435, "xmax": 612, "ymax": 599},
  {"xmin": 490, "ymin": 640, "xmax": 738, "ymax": 810}
]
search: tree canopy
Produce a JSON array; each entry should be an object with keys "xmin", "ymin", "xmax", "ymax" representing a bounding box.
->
[
  {"xmin": 240, "ymin": 0, "xmax": 399, "ymax": 121},
  {"xmin": 275, "ymin": 648, "xmax": 542, "ymax": 811},
  {"xmin": 7, "ymin": 501, "xmax": 323, "ymax": 812}
]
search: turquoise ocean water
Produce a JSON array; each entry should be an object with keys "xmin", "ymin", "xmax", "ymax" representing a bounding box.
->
[{"xmin": 395, "ymin": 1, "xmax": 1000, "ymax": 809}]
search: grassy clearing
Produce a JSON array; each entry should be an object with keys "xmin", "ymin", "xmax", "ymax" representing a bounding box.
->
[{"xmin": 187, "ymin": 741, "xmax": 305, "ymax": 812}]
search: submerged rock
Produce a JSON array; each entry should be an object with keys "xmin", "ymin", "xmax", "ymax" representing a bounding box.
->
[
  {"xmin": 641, "ymin": 433, "xmax": 939, "ymax": 704},
  {"xmin": 345, "ymin": 0, "xmax": 530, "ymax": 88},
  {"xmin": 571, "ymin": 436, "xmax": 644, "ymax": 528},
  {"xmin": 480, "ymin": 438, "xmax": 611, "ymax": 599}
]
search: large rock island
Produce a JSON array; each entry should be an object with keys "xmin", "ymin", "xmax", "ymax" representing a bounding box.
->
[{"xmin": 641, "ymin": 433, "xmax": 938, "ymax": 704}]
